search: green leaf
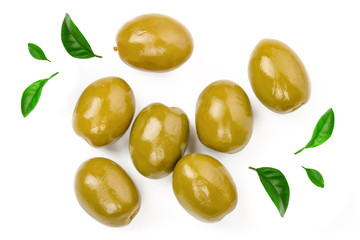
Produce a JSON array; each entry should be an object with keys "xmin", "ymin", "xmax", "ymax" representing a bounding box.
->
[
  {"xmin": 302, "ymin": 166, "xmax": 324, "ymax": 188},
  {"xmin": 295, "ymin": 108, "xmax": 335, "ymax": 154},
  {"xmin": 249, "ymin": 167, "xmax": 290, "ymax": 217},
  {"xmin": 28, "ymin": 43, "xmax": 50, "ymax": 62},
  {"xmin": 21, "ymin": 72, "xmax": 59, "ymax": 117},
  {"xmin": 61, "ymin": 13, "xmax": 101, "ymax": 59}
]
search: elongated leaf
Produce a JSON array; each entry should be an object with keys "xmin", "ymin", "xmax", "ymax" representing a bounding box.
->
[
  {"xmin": 249, "ymin": 167, "xmax": 290, "ymax": 217},
  {"xmin": 295, "ymin": 108, "xmax": 335, "ymax": 154},
  {"xmin": 302, "ymin": 166, "xmax": 324, "ymax": 188},
  {"xmin": 21, "ymin": 72, "xmax": 59, "ymax": 117},
  {"xmin": 61, "ymin": 13, "xmax": 101, "ymax": 59},
  {"xmin": 28, "ymin": 43, "xmax": 50, "ymax": 61}
]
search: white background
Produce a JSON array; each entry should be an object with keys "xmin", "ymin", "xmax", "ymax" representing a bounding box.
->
[{"xmin": 1, "ymin": 0, "xmax": 359, "ymax": 239}]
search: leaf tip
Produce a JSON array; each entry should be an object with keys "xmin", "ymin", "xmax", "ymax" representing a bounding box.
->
[
  {"xmin": 329, "ymin": 108, "xmax": 335, "ymax": 120},
  {"xmin": 21, "ymin": 102, "xmax": 29, "ymax": 118}
]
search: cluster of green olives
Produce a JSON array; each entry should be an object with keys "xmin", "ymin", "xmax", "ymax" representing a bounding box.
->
[{"xmin": 73, "ymin": 14, "xmax": 310, "ymax": 227}]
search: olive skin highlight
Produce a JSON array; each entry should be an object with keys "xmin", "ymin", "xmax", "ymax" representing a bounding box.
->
[
  {"xmin": 73, "ymin": 76, "xmax": 135, "ymax": 147},
  {"xmin": 129, "ymin": 103, "xmax": 189, "ymax": 179},
  {"xmin": 248, "ymin": 39, "xmax": 310, "ymax": 113},
  {"xmin": 115, "ymin": 14, "xmax": 193, "ymax": 72},
  {"xmin": 74, "ymin": 157, "xmax": 141, "ymax": 227},
  {"xmin": 172, "ymin": 153, "xmax": 237, "ymax": 222},
  {"xmin": 196, "ymin": 80, "xmax": 253, "ymax": 153}
]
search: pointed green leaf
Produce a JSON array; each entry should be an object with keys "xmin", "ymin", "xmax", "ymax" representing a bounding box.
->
[
  {"xmin": 21, "ymin": 72, "xmax": 59, "ymax": 117},
  {"xmin": 249, "ymin": 167, "xmax": 290, "ymax": 217},
  {"xmin": 28, "ymin": 43, "xmax": 50, "ymax": 62},
  {"xmin": 295, "ymin": 108, "xmax": 335, "ymax": 154},
  {"xmin": 61, "ymin": 13, "xmax": 101, "ymax": 59},
  {"xmin": 302, "ymin": 166, "xmax": 324, "ymax": 188}
]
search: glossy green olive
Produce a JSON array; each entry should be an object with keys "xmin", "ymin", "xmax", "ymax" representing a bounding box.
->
[
  {"xmin": 248, "ymin": 39, "xmax": 311, "ymax": 113},
  {"xmin": 172, "ymin": 153, "xmax": 237, "ymax": 222},
  {"xmin": 74, "ymin": 157, "xmax": 141, "ymax": 227},
  {"xmin": 196, "ymin": 80, "xmax": 253, "ymax": 153},
  {"xmin": 129, "ymin": 103, "xmax": 189, "ymax": 179},
  {"xmin": 115, "ymin": 14, "xmax": 193, "ymax": 72},
  {"xmin": 73, "ymin": 77, "xmax": 135, "ymax": 147}
]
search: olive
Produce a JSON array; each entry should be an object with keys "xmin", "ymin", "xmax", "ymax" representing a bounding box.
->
[
  {"xmin": 195, "ymin": 80, "xmax": 253, "ymax": 153},
  {"xmin": 248, "ymin": 39, "xmax": 311, "ymax": 113},
  {"xmin": 129, "ymin": 103, "xmax": 189, "ymax": 179},
  {"xmin": 74, "ymin": 157, "xmax": 141, "ymax": 227},
  {"xmin": 73, "ymin": 77, "xmax": 135, "ymax": 147},
  {"xmin": 172, "ymin": 153, "xmax": 237, "ymax": 222},
  {"xmin": 115, "ymin": 14, "xmax": 193, "ymax": 72}
]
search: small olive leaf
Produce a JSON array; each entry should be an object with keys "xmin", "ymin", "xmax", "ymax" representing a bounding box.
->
[
  {"xmin": 21, "ymin": 72, "xmax": 59, "ymax": 117},
  {"xmin": 61, "ymin": 13, "xmax": 102, "ymax": 59},
  {"xmin": 28, "ymin": 43, "xmax": 50, "ymax": 62},
  {"xmin": 295, "ymin": 108, "xmax": 335, "ymax": 155},
  {"xmin": 249, "ymin": 167, "xmax": 290, "ymax": 217},
  {"xmin": 302, "ymin": 166, "xmax": 324, "ymax": 188}
]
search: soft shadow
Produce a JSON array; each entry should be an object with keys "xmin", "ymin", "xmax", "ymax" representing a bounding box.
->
[
  {"xmin": 186, "ymin": 123, "xmax": 201, "ymax": 154},
  {"xmin": 102, "ymin": 130, "xmax": 131, "ymax": 153}
]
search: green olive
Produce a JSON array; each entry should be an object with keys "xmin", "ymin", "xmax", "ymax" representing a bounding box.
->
[
  {"xmin": 195, "ymin": 80, "xmax": 253, "ymax": 153},
  {"xmin": 115, "ymin": 14, "xmax": 193, "ymax": 72},
  {"xmin": 129, "ymin": 103, "xmax": 189, "ymax": 179},
  {"xmin": 74, "ymin": 157, "xmax": 141, "ymax": 227},
  {"xmin": 248, "ymin": 39, "xmax": 311, "ymax": 113},
  {"xmin": 73, "ymin": 77, "xmax": 135, "ymax": 147},
  {"xmin": 172, "ymin": 153, "xmax": 237, "ymax": 222}
]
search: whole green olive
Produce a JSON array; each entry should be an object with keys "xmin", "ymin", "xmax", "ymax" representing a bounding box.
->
[
  {"xmin": 74, "ymin": 157, "xmax": 141, "ymax": 227},
  {"xmin": 172, "ymin": 153, "xmax": 237, "ymax": 222},
  {"xmin": 115, "ymin": 14, "xmax": 193, "ymax": 72},
  {"xmin": 195, "ymin": 80, "xmax": 253, "ymax": 153},
  {"xmin": 73, "ymin": 76, "xmax": 135, "ymax": 147},
  {"xmin": 248, "ymin": 39, "xmax": 311, "ymax": 113},
  {"xmin": 129, "ymin": 103, "xmax": 189, "ymax": 179}
]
